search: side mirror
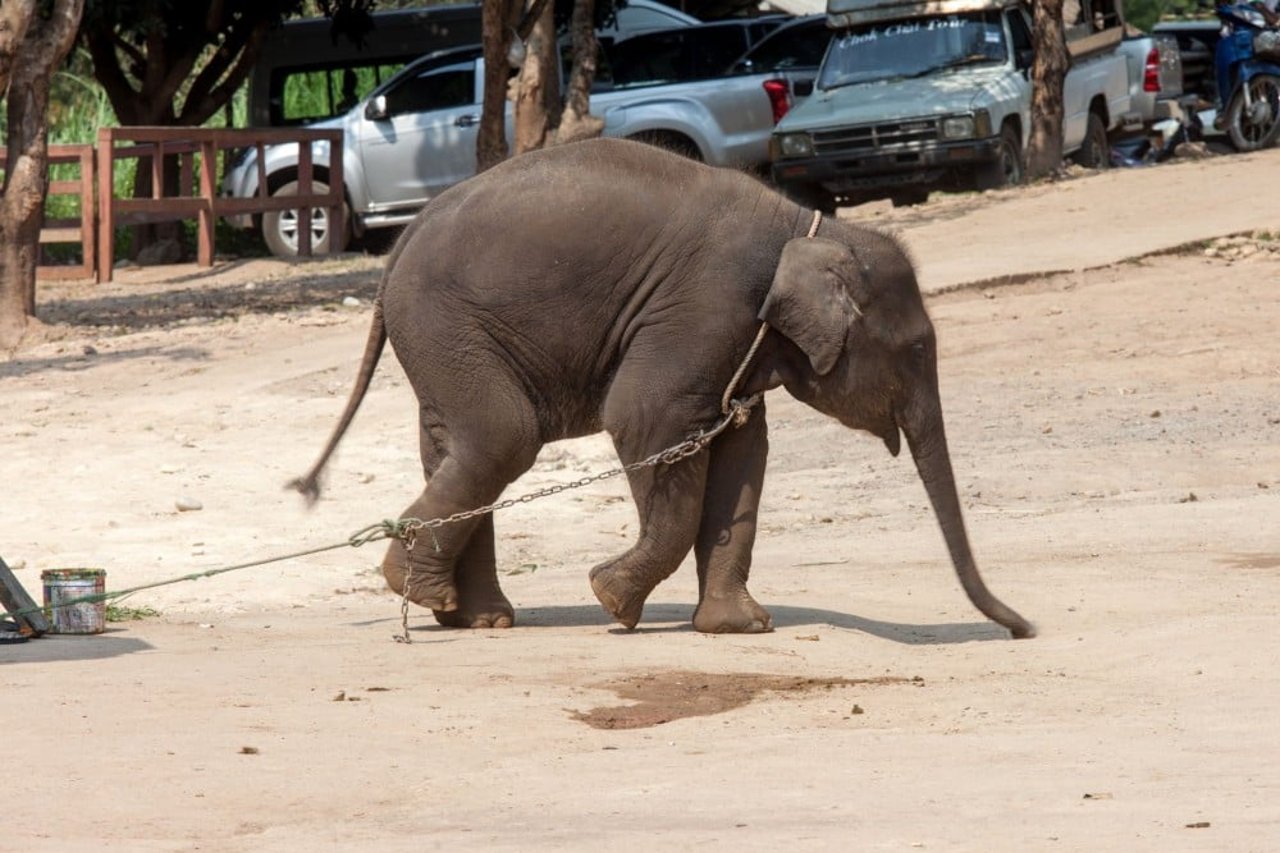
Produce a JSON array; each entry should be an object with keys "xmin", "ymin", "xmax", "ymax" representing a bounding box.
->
[
  {"xmin": 364, "ymin": 95, "xmax": 389, "ymax": 121},
  {"xmin": 793, "ymin": 79, "xmax": 814, "ymax": 97}
]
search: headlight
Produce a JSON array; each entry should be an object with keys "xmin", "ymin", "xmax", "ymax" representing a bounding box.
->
[
  {"xmin": 776, "ymin": 132, "xmax": 815, "ymax": 158},
  {"xmin": 941, "ymin": 115, "xmax": 976, "ymax": 140}
]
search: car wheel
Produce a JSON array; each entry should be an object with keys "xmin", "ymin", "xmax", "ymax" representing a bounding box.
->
[
  {"xmin": 261, "ymin": 180, "xmax": 350, "ymax": 259},
  {"xmin": 1072, "ymin": 111, "xmax": 1110, "ymax": 169},
  {"xmin": 974, "ymin": 123, "xmax": 1023, "ymax": 191},
  {"xmin": 1226, "ymin": 73, "xmax": 1280, "ymax": 152}
]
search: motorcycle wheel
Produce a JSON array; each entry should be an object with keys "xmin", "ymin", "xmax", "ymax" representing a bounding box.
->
[{"xmin": 1226, "ymin": 73, "xmax": 1280, "ymax": 152}]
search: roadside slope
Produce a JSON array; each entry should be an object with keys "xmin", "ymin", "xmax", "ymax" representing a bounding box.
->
[{"xmin": 865, "ymin": 147, "xmax": 1280, "ymax": 292}]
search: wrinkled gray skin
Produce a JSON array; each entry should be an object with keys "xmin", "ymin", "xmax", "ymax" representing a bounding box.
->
[{"xmin": 293, "ymin": 137, "xmax": 1034, "ymax": 638}]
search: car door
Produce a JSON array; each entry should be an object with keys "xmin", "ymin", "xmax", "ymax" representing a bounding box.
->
[{"xmin": 355, "ymin": 58, "xmax": 482, "ymax": 209}]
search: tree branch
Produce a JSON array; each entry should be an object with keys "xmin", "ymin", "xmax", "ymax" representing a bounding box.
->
[{"xmin": 182, "ymin": 18, "xmax": 270, "ymax": 125}]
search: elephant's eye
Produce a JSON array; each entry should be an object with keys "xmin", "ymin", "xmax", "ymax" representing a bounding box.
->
[{"xmin": 911, "ymin": 342, "xmax": 927, "ymax": 360}]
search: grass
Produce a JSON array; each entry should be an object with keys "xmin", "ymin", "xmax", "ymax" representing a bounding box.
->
[{"xmin": 105, "ymin": 604, "xmax": 162, "ymax": 622}]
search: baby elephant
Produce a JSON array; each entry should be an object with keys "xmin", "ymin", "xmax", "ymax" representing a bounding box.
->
[{"xmin": 293, "ymin": 137, "xmax": 1033, "ymax": 639}]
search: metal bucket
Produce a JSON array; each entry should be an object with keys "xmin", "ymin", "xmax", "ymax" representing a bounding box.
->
[{"xmin": 41, "ymin": 569, "xmax": 106, "ymax": 634}]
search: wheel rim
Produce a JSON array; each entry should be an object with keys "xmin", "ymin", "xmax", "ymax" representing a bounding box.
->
[
  {"xmin": 1236, "ymin": 77, "xmax": 1280, "ymax": 145},
  {"xmin": 277, "ymin": 205, "xmax": 329, "ymax": 254}
]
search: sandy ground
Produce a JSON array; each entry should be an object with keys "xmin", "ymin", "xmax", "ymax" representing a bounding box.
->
[{"xmin": 3, "ymin": 151, "xmax": 1280, "ymax": 851}]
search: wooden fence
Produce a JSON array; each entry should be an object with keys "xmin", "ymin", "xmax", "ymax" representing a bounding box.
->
[
  {"xmin": 0, "ymin": 143, "xmax": 95, "ymax": 280},
  {"xmin": 2, "ymin": 127, "xmax": 345, "ymax": 283},
  {"xmin": 97, "ymin": 126, "xmax": 344, "ymax": 283}
]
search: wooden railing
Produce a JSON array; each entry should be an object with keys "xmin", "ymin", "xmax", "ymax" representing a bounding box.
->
[
  {"xmin": 0, "ymin": 144, "xmax": 96, "ymax": 280},
  {"xmin": 97, "ymin": 126, "xmax": 344, "ymax": 282}
]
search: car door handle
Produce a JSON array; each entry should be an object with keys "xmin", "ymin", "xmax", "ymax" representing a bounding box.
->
[{"xmin": 455, "ymin": 114, "xmax": 479, "ymax": 128}]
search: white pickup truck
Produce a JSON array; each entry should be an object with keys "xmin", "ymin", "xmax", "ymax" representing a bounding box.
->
[{"xmin": 771, "ymin": 0, "xmax": 1136, "ymax": 210}]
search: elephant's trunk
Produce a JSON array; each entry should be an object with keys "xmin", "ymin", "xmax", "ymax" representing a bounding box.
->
[{"xmin": 900, "ymin": 398, "xmax": 1035, "ymax": 639}]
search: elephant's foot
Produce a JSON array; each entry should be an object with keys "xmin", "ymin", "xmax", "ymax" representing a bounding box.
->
[
  {"xmin": 693, "ymin": 591, "xmax": 773, "ymax": 634},
  {"xmin": 589, "ymin": 563, "xmax": 654, "ymax": 630},
  {"xmin": 382, "ymin": 559, "xmax": 458, "ymax": 613},
  {"xmin": 432, "ymin": 592, "xmax": 514, "ymax": 629}
]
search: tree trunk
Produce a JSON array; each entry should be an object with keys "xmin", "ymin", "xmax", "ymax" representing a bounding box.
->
[
  {"xmin": 514, "ymin": 0, "xmax": 560, "ymax": 154},
  {"xmin": 554, "ymin": 0, "xmax": 605, "ymax": 145},
  {"xmin": 1027, "ymin": 0, "xmax": 1069, "ymax": 179},
  {"xmin": 0, "ymin": 0, "xmax": 85, "ymax": 353},
  {"xmin": 478, "ymin": 0, "xmax": 522, "ymax": 172}
]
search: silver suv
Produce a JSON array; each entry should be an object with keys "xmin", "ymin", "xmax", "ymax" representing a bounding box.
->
[{"xmin": 222, "ymin": 16, "xmax": 830, "ymax": 258}]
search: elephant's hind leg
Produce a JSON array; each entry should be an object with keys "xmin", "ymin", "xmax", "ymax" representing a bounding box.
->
[
  {"xmin": 692, "ymin": 403, "xmax": 772, "ymax": 634},
  {"xmin": 383, "ymin": 441, "xmax": 534, "ymax": 618},
  {"xmin": 381, "ymin": 514, "xmax": 513, "ymax": 628},
  {"xmin": 433, "ymin": 515, "xmax": 513, "ymax": 628},
  {"xmin": 588, "ymin": 442, "xmax": 710, "ymax": 630}
]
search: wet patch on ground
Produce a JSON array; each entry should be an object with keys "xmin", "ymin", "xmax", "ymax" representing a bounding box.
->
[{"xmin": 571, "ymin": 670, "xmax": 920, "ymax": 730}]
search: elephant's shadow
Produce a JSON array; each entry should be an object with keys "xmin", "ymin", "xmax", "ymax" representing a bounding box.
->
[{"xmin": 485, "ymin": 603, "xmax": 1009, "ymax": 644}]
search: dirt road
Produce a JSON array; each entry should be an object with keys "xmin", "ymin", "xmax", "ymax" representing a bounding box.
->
[{"xmin": 3, "ymin": 152, "xmax": 1279, "ymax": 851}]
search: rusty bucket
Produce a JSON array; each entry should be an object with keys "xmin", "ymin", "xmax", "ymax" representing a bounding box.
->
[{"xmin": 41, "ymin": 569, "xmax": 106, "ymax": 634}]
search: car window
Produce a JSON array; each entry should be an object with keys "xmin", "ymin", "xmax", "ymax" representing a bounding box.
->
[
  {"xmin": 383, "ymin": 64, "xmax": 476, "ymax": 116},
  {"xmin": 1007, "ymin": 8, "xmax": 1032, "ymax": 55},
  {"xmin": 609, "ymin": 25, "xmax": 754, "ymax": 87},
  {"xmin": 275, "ymin": 62, "xmax": 404, "ymax": 124},
  {"xmin": 820, "ymin": 12, "xmax": 1007, "ymax": 89},
  {"xmin": 740, "ymin": 21, "xmax": 830, "ymax": 72}
]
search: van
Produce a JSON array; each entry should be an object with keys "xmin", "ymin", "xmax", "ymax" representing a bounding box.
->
[{"xmin": 246, "ymin": 0, "xmax": 700, "ymax": 128}]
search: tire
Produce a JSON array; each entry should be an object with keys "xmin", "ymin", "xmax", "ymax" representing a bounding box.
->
[
  {"xmin": 974, "ymin": 123, "xmax": 1024, "ymax": 191},
  {"xmin": 1226, "ymin": 73, "xmax": 1280, "ymax": 152},
  {"xmin": 1072, "ymin": 111, "xmax": 1111, "ymax": 169},
  {"xmin": 261, "ymin": 180, "xmax": 350, "ymax": 259}
]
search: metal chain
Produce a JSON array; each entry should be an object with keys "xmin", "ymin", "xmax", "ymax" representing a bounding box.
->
[
  {"xmin": 395, "ymin": 393, "xmax": 761, "ymax": 539},
  {"xmin": 394, "ymin": 527, "xmax": 417, "ymax": 643}
]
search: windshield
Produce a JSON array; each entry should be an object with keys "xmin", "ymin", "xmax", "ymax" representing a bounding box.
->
[{"xmin": 818, "ymin": 12, "xmax": 1007, "ymax": 89}]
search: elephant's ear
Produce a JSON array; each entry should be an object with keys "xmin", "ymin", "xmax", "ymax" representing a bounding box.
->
[{"xmin": 759, "ymin": 237, "xmax": 862, "ymax": 376}]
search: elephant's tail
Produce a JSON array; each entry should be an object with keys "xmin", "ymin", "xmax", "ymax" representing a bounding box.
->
[{"xmin": 288, "ymin": 298, "xmax": 387, "ymax": 505}]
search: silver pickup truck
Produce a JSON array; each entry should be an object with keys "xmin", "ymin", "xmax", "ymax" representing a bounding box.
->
[
  {"xmin": 771, "ymin": 0, "xmax": 1136, "ymax": 210},
  {"xmin": 222, "ymin": 16, "xmax": 830, "ymax": 258}
]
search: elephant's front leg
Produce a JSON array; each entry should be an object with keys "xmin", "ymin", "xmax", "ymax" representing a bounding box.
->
[
  {"xmin": 692, "ymin": 402, "xmax": 773, "ymax": 634},
  {"xmin": 588, "ymin": 447, "xmax": 710, "ymax": 630}
]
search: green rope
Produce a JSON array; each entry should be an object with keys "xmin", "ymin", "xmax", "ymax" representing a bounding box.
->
[{"xmin": 1, "ymin": 519, "xmax": 406, "ymax": 625}]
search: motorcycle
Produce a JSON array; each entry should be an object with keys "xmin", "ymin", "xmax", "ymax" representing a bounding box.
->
[{"xmin": 1213, "ymin": 2, "xmax": 1280, "ymax": 150}]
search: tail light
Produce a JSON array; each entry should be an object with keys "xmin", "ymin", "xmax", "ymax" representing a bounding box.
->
[
  {"xmin": 1143, "ymin": 46, "xmax": 1161, "ymax": 93},
  {"xmin": 763, "ymin": 79, "xmax": 791, "ymax": 124}
]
